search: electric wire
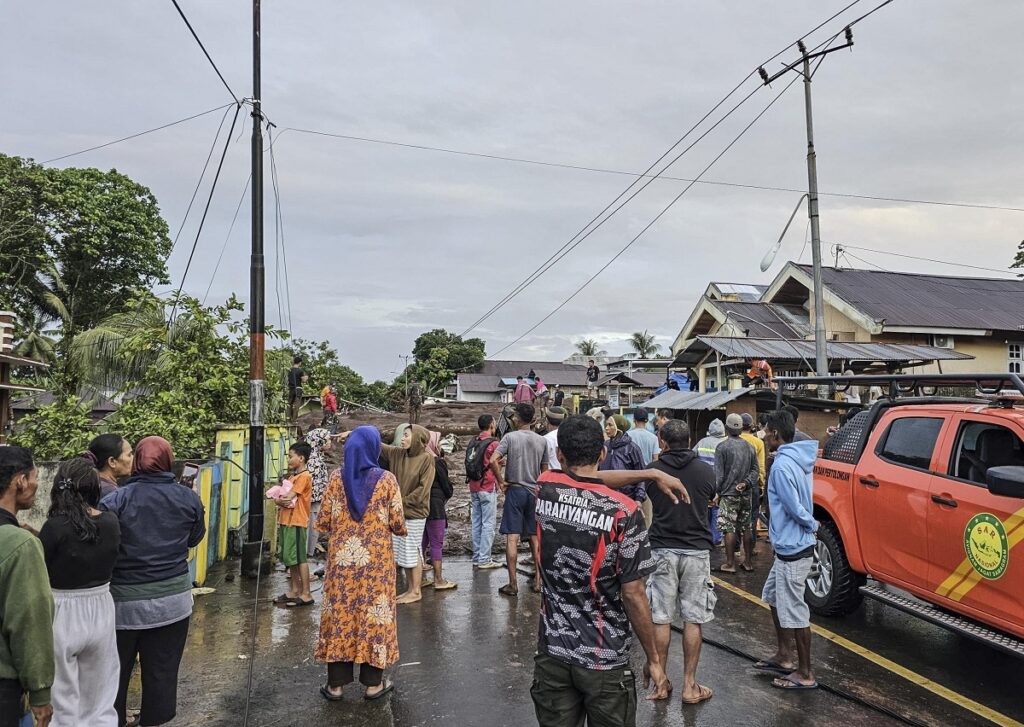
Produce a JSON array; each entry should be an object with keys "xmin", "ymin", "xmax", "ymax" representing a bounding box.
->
[
  {"xmin": 169, "ymin": 104, "xmax": 234, "ymax": 259},
  {"xmin": 168, "ymin": 103, "xmax": 242, "ymax": 324},
  {"xmin": 489, "ymin": 71, "xmax": 804, "ymax": 359},
  {"xmin": 40, "ymin": 103, "xmax": 234, "ymax": 164},
  {"xmin": 267, "ymin": 127, "xmax": 294, "ymax": 331},
  {"xmin": 833, "ymin": 243, "xmax": 1019, "ymax": 277},
  {"xmin": 203, "ymin": 173, "xmax": 251, "ymax": 304},
  {"xmin": 169, "ymin": 0, "xmax": 240, "ymax": 104}
]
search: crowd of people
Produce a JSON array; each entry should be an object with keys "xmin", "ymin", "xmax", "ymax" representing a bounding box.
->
[
  {"xmin": 299, "ymin": 398, "xmax": 820, "ymax": 725},
  {"xmin": 1, "ymin": 435, "xmax": 205, "ymax": 727},
  {"xmin": 0, "ymin": 391, "xmax": 820, "ymax": 726}
]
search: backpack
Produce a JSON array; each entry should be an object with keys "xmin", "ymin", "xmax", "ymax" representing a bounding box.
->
[{"xmin": 465, "ymin": 436, "xmax": 497, "ymax": 482}]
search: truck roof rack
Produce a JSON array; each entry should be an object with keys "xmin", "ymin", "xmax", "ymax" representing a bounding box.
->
[{"xmin": 773, "ymin": 372, "xmax": 1024, "ymax": 409}]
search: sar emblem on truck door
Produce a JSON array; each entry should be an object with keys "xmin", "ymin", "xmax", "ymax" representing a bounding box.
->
[{"xmin": 964, "ymin": 513, "xmax": 1008, "ymax": 580}]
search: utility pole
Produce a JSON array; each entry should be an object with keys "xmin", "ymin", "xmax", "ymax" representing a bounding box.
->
[
  {"xmin": 399, "ymin": 354, "xmax": 412, "ymax": 399},
  {"xmin": 760, "ymin": 28, "xmax": 853, "ymax": 379},
  {"xmin": 242, "ymin": 0, "xmax": 266, "ymax": 578}
]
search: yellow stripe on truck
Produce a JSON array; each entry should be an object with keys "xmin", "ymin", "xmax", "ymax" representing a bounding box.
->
[{"xmin": 948, "ymin": 513, "xmax": 1024, "ymax": 602}]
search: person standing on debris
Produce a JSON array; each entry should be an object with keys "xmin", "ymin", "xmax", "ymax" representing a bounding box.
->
[
  {"xmin": 304, "ymin": 429, "xmax": 334, "ymax": 560},
  {"xmin": 535, "ymin": 376, "xmax": 549, "ymax": 411},
  {"xmin": 320, "ymin": 385, "xmax": 339, "ymax": 432},
  {"xmin": 492, "ymin": 403, "xmax": 548, "ymax": 597},
  {"xmin": 542, "ymin": 406, "xmax": 568, "ymax": 470},
  {"xmin": 39, "ymin": 458, "xmax": 121, "ymax": 727},
  {"xmin": 530, "ymin": 415, "xmax": 672, "ymax": 726},
  {"xmin": 740, "ymin": 413, "xmax": 766, "ymax": 550},
  {"xmin": 100, "ymin": 436, "xmax": 205, "ymax": 727},
  {"xmin": 87, "ymin": 434, "xmax": 133, "ymax": 500},
  {"xmin": 422, "ymin": 431, "xmax": 456, "ymax": 591},
  {"xmin": 755, "ymin": 410, "xmax": 819, "ymax": 691},
  {"xmin": 316, "ymin": 426, "xmax": 406, "ymax": 702},
  {"xmin": 586, "ymin": 359, "xmax": 600, "ymax": 395},
  {"xmin": 466, "ymin": 415, "xmax": 502, "ymax": 570},
  {"xmin": 513, "ymin": 376, "xmax": 535, "ymax": 405},
  {"xmin": 695, "ymin": 419, "xmax": 727, "ymax": 547},
  {"xmin": 408, "ymin": 381, "xmax": 424, "ymax": 424},
  {"xmin": 713, "ymin": 414, "xmax": 758, "ymax": 574},
  {"xmin": 287, "ymin": 356, "xmax": 305, "ymax": 422},
  {"xmin": 378, "ymin": 424, "xmax": 434, "ymax": 604},
  {"xmin": 552, "ymin": 384, "xmax": 565, "ymax": 408},
  {"xmin": 0, "ymin": 446, "xmax": 54, "ymax": 727},
  {"xmin": 646, "ymin": 420, "xmax": 717, "ymax": 706}
]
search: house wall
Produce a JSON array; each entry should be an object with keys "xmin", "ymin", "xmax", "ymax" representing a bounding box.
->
[{"xmin": 460, "ymin": 391, "xmax": 503, "ymax": 403}]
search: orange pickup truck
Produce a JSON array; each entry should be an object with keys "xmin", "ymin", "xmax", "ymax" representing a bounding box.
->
[{"xmin": 776, "ymin": 374, "xmax": 1024, "ymax": 657}]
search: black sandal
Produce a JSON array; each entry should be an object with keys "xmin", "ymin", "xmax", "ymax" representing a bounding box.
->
[
  {"xmin": 320, "ymin": 684, "xmax": 344, "ymax": 701},
  {"xmin": 364, "ymin": 679, "xmax": 394, "ymax": 701}
]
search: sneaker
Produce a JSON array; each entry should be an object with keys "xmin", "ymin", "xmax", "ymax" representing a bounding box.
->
[{"xmin": 477, "ymin": 561, "xmax": 503, "ymax": 570}]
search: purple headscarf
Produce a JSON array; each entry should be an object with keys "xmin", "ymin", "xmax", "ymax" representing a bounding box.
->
[{"xmin": 343, "ymin": 426, "xmax": 386, "ymax": 521}]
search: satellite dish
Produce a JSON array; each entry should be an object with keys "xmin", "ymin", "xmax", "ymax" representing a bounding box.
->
[{"xmin": 760, "ymin": 194, "xmax": 808, "ymax": 273}]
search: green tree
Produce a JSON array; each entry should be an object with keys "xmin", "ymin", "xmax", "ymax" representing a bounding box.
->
[
  {"xmin": 628, "ymin": 330, "xmax": 661, "ymax": 358},
  {"xmin": 414, "ymin": 347, "xmax": 455, "ymax": 397},
  {"xmin": 13, "ymin": 312, "xmax": 58, "ymax": 366},
  {"xmin": 575, "ymin": 338, "xmax": 605, "ymax": 357},
  {"xmin": 10, "ymin": 393, "xmax": 93, "ymax": 460},
  {"xmin": 1012, "ymin": 239, "xmax": 1024, "ymax": 279},
  {"xmin": 412, "ymin": 329, "xmax": 485, "ymax": 373}
]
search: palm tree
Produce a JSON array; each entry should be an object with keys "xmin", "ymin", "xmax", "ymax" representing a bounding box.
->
[
  {"xmin": 575, "ymin": 338, "xmax": 606, "ymax": 357},
  {"xmin": 13, "ymin": 311, "xmax": 58, "ymax": 364},
  {"xmin": 628, "ymin": 330, "xmax": 661, "ymax": 359}
]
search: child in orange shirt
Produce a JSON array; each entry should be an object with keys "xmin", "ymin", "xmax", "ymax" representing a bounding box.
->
[{"xmin": 274, "ymin": 442, "xmax": 314, "ymax": 606}]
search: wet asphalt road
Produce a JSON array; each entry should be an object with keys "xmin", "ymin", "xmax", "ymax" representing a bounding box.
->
[{"xmin": 160, "ymin": 543, "xmax": 1023, "ymax": 727}]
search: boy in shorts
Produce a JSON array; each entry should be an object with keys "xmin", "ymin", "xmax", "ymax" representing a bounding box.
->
[{"xmin": 274, "ymin": 442, "xmax": 314, "ymax": 607}]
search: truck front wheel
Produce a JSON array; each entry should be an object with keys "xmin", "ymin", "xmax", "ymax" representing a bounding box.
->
[{"xmin": 805, "ymin": 521, "xmax": 865, "ymax": 616}]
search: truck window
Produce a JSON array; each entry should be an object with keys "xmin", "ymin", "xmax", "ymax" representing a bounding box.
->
[
  {"xmin": 949, "ymin": 421, "xmax": 1024, "ymax": 486},
  {"xmin": 876, "ymin": 417, "xmax": 943, "ymax": 471}
]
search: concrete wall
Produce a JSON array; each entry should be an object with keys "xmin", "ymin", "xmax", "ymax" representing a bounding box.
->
[{"xmin": 17, "ymin": 461, "xmax": 59, "ymax": 531}]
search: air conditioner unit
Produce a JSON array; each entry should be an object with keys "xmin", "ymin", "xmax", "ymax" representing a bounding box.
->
[{"xmin": 929, "ymin": 335, "xmax": 954, "ymax": 349}]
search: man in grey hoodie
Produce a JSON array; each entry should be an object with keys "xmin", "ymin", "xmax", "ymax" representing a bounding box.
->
[
  {"xmin": 694, "ymin": 419, "xmax": 727, "ymax": 547},
  {"xmin": 755, "ymin": 409, "xmax": 819, "ymax": 691}
]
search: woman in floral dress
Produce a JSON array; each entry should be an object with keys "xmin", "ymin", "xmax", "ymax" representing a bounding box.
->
[{"xmin": 315, "ymin": 426, "xmax": 406, "ymax": 701}]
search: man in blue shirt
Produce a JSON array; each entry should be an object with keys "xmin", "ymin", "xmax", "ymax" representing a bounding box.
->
[{"xmin": 627, "ymin": 408, "xmax": 660, "ymax": 465}]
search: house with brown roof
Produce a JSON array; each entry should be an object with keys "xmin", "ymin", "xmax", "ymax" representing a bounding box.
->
[{"xmin": 670, "ymin": 263, "xmax": 1024, "ymax": 392}]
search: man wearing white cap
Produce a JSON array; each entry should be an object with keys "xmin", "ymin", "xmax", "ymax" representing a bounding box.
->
[{"xmin": 713, "ymin": 413, "xmax": 759, "ymax": 574}]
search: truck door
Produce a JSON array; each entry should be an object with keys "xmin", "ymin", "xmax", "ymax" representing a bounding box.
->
[
  {"xmin": 930, "ymin": 415, "xmax": 1024, "ymax": 636},
  {"xmin": 854, "ymin": 414, "xmax": 945, "ymax": 590}
]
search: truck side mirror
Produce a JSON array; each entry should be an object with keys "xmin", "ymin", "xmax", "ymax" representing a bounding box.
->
[{"xmin": 985, "ymin": 466, "xmax": 1024, "ymax": 499}]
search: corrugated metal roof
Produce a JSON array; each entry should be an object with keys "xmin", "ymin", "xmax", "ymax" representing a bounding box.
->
[
  {"xmin": 710, "ymin": 301, "xmax": 810, "ymax": 339},
  {"xmin": 477, "ymin": 360, "xmax": 587, "ymax": 377},
  {"xmin": 797, "ymin": 264, "xmax": 1024, "ymax": 331},
  {"xmin": 638, "ymin": 388, "xmax": 748, "ymax": 410},
  {"xmin": 458, "ymin": 374, "xmax": 500, "ymax": 393},
  {"xmin": 675, "ymin": 336, "xmax": 975, "ymax": 366},
  {"xmin": 712, "ymin": 283, "xmax": 768, "ymax": 302}
]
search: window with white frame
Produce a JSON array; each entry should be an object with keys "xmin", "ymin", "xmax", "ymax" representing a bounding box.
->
[{"xmin": 1010, "ymin": 343, "xmax": 1023, "ymax": 374}]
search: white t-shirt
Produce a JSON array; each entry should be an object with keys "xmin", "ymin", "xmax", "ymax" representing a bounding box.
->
[{"xmin": 544, "ymin": 428, "xmax": 561, "ymax": 470}]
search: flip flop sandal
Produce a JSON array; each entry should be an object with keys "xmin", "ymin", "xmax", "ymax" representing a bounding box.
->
[
  {"xmin": 681, "ymin": 685, "xmax": 713, "ymax": 704},
  {"xmin": 364, "ymin": 680, "xmax": 395, "ymax": 701},
  {"xmin": 319, "ymin": 684, "xmax": 344, "ymax": 702},
  {"xmin": 752, "ymin": 660, "xmax": 793, "ymax": 674},
  {"xmin": 272, "ymin": 593, "xmax": 295, "ymax": 604},
  {"xmin": 711, "ymin": 566, "xmax": 736, "ymax": 574},
  {"xmin": 740, "ymin": 564, "xmax": 754, "ymax": 572},
  {"xmin": 433, "ymin": 581, "xmax": 458, "ymax": 591},
  {"xmin": 772, "ymin": 675, "xmax": 818, "ymax": 690},
  {"xmin": 422, "ymin": 579, "xmax": 435, "ymax": 588},
  {"xmin": 287, "ymin": 597, "xmax": 315, "ymax": 608},
  {"xmin": 498, "ymin": 584, "xmax": 519, "ymax": 597}
]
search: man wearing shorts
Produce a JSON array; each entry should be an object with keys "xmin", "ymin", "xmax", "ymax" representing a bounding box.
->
[
  {"xmin": 756, "ymin": 409, "xmax": 819, "ymax": 690},
  {"xmin": 646, "ymin": 420, "xmax": 718, "ymax": 705},
  {"xmin": 713, "ymin": 413, "xmax": 758, "ymax": 574},
  {"xmin": 490, "ymin": 403, "xmax": 548, "ymax": 596}
]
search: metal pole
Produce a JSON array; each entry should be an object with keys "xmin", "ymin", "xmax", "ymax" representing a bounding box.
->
[
  {"xmin": 803, "ymin": 53, "xmax": 829, "ymax": 378},
  {"xmin": 242, "ymin": 0, "xmax": 266, "ymax": 578}
]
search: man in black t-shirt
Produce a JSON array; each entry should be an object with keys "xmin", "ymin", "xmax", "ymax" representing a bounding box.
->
[
  {"xmin": 286, "ymin": 356, "xmax": 304, "ymax": 422},
  {"xmin": 646, "ymin": 420, "xmax": 718, "ymax": 705},
  {"xmin": 585, "ymin": 359, "xmax": 600, "ymax": 395},
  {"xmin": 531, "ymin": 415, "xmax": 671, "ymax": 727}
]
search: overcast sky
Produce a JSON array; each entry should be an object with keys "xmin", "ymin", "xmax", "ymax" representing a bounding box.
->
[{"xmin": 4, "ymin": 1, "xmax": 1023, "ymax": 381}]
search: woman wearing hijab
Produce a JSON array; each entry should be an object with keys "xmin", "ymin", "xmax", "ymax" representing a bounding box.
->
[
  {"xmin": 99, "ymin": 436, "xmax": 205, "ymax": 727},
  {"xmin": 421, "ymin": 431, "xmax": 455, "ymax": 591},
  {"xmin": 599, "ymin": 415, "xmax": 648, "ymax": 502},
  {"xmin": 378, "ymin": 424, "xmax": 434, "ymax": 604},
  {"xmin": 315, "ymin": 426, "xmax": 406, "ymax": 701},
  {"xmin": 303, "ymin": 428, "xmax": 334, "ymax": 559}
]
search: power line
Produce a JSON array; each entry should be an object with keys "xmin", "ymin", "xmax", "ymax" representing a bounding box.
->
[
  {"xmin": 169, "ymin": 105, "xmax": 234, "ymax": 259},
  {"xmin": 267, "ymin": 127, "xmax": 293, "ymax": 332},
  {"xmin": 169, "ymin": 0, "xmax": 240, "ymax": 103},
  {"xmin": 203, "ymin": 173, "xmax": 251, "ymax": 304},
  {"xmin": 833, "ymin": 243, "xmax": 1019, "ymax": 276},
  {"xmin": 40, "ymin": 103, "xmax": 234, "ymax": 164},
  {"xmin": 169, "ymin": 103, "xmax": 242, "ymax": 323},
  {"xmin": 490, "ymin": 71, "xmax": 804, "ymax": 359}
]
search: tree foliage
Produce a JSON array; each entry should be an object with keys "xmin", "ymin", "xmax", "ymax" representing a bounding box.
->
[
  {"xmin": 628, "ymin": 330, "xmax": 661, "ymax": 358},
  {"xmin": 275, "ymin": 339, "xmax": 391, "ymax": 410},
  {"xmin": 575, "ymin": 338, "xmax": 606, "ymax": 357},
  {"xmin": 10, "ymin": 393, "xmax": 94, "ymax": 460},
  {"xmin": 412, "ymin": 329, "xmax": 485, "ymax": 373},
  {"xmin": 1013, "ymin": 239, "xmax": 1024, "ymax": 279}
]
